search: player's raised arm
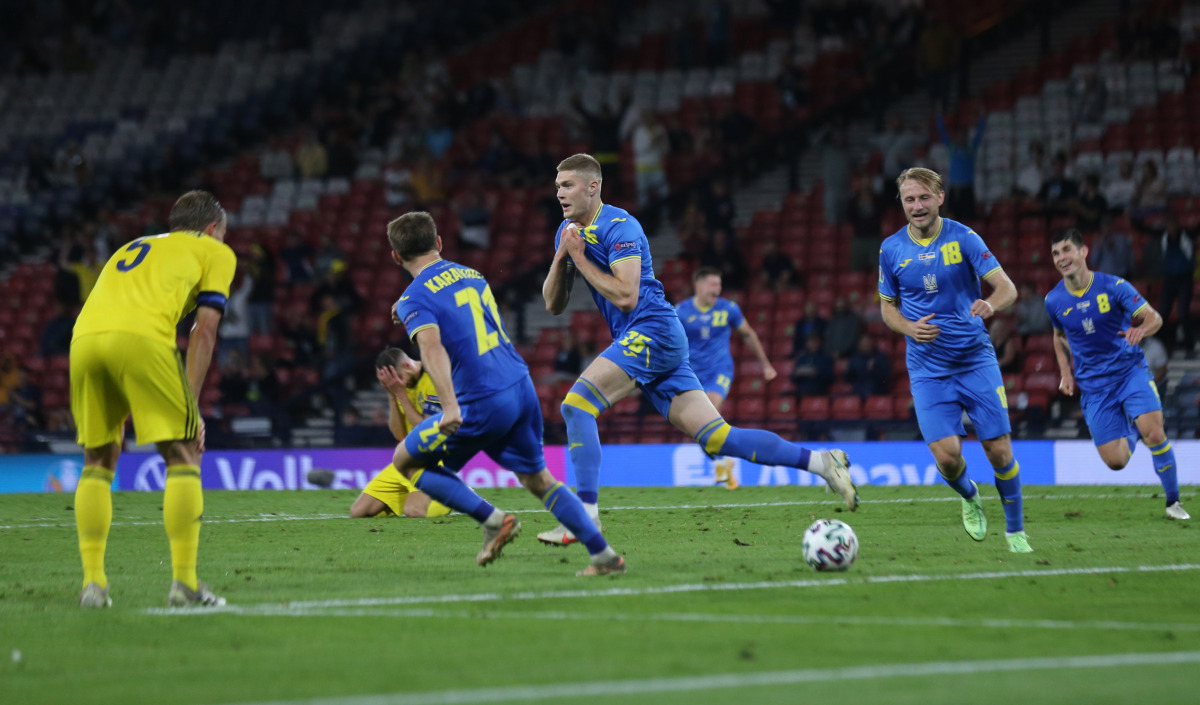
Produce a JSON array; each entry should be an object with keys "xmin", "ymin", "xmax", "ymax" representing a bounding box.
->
[
  {"xmin": 376, "ymin": 364, "xmax": 416, "ymax": 440},
  {"xmin": 560, "ymin": 225, "xmax": 640, "ymax": 312},
  {"xmin": 413, "ymin": 326, "xmax": 462, "ymax": 435},
  {"xmin": 543, "ymin": 230, "xmax": 576, "ymax": 315},
  {"xmin": 973, "ymin": 268, "xmax": 1017, "ymax": 319}
]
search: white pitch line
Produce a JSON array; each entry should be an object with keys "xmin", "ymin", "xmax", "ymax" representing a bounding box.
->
[
  {"xmin": 218, "ymin": 650, "xmax": 1200, "ymax": 705},
  {"xmin": 175, "ymin": 604, "xmax": 1200, "ymax": 635},
  {"xmin": 145, "ymin": 563, "xmax": 1200, "ymax": 616},
  {"xmin": 2, "ymin": 491, "xmax": 1188, "ymax": 530}
]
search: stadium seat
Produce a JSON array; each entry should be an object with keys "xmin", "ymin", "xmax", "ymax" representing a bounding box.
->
[
  {"xmin": 831, "ymin": 396, "xmax": 863, "ymax": 420},
  {"xmin": 863, "ymin": 395, "xmax": 895, "ymax": 420},
  {"xmin": 798, "ymin": 396, "xmax": 830, "ymax": 420}
]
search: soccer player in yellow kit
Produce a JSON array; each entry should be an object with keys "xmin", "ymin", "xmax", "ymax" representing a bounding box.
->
[
  {"xmin": 70, "ymin": 190, "xmax": 235, "ymax": 608},
  {"xmin": 350, "ymin": 348, "xmax": 451, "ymax": 518}
]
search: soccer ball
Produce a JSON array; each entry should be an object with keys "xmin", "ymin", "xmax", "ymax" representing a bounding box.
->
[{"xmin": 802, "ymin": 519, "xmax": 858, "ymax": 572}]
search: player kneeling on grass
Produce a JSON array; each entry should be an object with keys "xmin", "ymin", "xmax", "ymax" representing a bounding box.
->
[
  {"xmin": 349, "ymin": 348, "xmax": 450, "ymax": 519},
  {"xmin": 1046, "ymin": 229, "xmax": 1189, "ymax": 520},
  {"xmin": 384, "ymin": 211, "xmax": 625, "ymax": 576}
]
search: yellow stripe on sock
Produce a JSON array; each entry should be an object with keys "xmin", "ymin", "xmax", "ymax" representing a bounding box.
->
[
  {"xmin": 704, "ymin": 422, "xmax": 732, "ymax": 455},
  {"xmin": 994, "ymin": 461, "xmax": 1020, "ymax": 481},
  {"xmin": 564, "ymin": 392, "xmax": 601, "ymax": 417},
  {"xmin": 1151, "ymin": 443, "xmax": 1172, "ymax": 456},
  {"xmin": 939, "ymin": 459, "xmax": 966, "ymax": 481},
  {"xmin": 696, "ymin": 418, "xmax": 724, "ymax": 439},
  {"xmin": 578, "ymin": 379, "xmax": 610, "ymax": 409}
]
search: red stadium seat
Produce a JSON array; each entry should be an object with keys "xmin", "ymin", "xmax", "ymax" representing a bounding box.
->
[
  {"xmin": 1023, "ymin": 353, "xmax": 1056, "ymax": 374},
  {"xmin": 798, "ymin": 396, "xmax": 830, "ymax": 420},
  {"xmin": 1024, "ymin": 373, "xmax": 1060, "ymax": 393},
  {"xmin": 734, "ymin": 397, "xmax": 766, "ymax": 422},
  {"xmin": 831, "ymin": 396, "xmax": 863, "ymax": 420},
  {"xmin": 863, "ymin": 395, "xmax": 895, "ymax": 420}
]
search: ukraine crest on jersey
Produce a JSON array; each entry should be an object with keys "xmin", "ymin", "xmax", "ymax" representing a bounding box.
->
[
  {"xmin": 1044, "ymin": 271, "xmax": 1151, "ymax": 392},
  {"xmin": 878, "ymin": 218, "xmax": 1001, "ymax": 379},
  {"xmin": 394, "ymin": 259, "xmax": 527, "ymax": 403},
  {"xmin": 554, "ymin": 203, "xmax": 676, "ymax": 340},
  {"xmin": 677, "ymin": 296, "xmax": 743, "ymax": 369}
]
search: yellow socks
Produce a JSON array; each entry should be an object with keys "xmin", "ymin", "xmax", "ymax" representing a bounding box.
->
[
  {"xmin": 76, "ymin": 466, "xmax": 115, "ymax": 589},
  {"xmin": 163, "ymin": 465, "xmax": 203, "ymax": 591}
]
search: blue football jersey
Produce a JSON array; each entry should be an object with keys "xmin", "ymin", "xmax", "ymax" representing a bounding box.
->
[
  {"xmin": 677, "ymin": 296, "xmax": 743, "ymax": 370},
  {"xmin": 878, "ymin": 218, "xmax": 1001, "ymax": 379},
  {"xmin": 555, "ymin": 204, "xmax": 678, "ymax": 340},
  {"xmin": 1044, "ymin": 271, "xmax": 1151, "ymax": 392},
  {"xmin": 394, "ymin": 259, "xmax": 528, "ymax": 403}
]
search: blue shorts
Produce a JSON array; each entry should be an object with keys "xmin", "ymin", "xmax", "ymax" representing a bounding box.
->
[
  {"xmin": 691, "ymin": 358, "xmax": 735, "ymax": 398},
  {"xmin": 600, "ymin": 317, "xmax": 703, "ymax": 417},
  {"xmin": 1080, "ymin": 367, "xmax": 1161, "ymax": 446},
  {"xmin": 403, "ymin": 377, "xmax": 545, "ymax": 475},
  {"xmin": 911, "ymin": 365, "xmax": 1011, "ymax": 443}
]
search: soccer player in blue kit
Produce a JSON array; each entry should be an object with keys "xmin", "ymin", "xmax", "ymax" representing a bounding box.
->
[
  {"xmin": 387, "ymin": 211, "xmax": 626, "ymax": 575},
  {"xmin": 677, "ymin": 266, "xmax": 778, "ymax": 490},
  {"xmin": 537, "ymin": 153, "xmax": 857, "ymax": 546},
  {"xmin": 1045, "ymin": 229, "xmax": 1189, "ymax": 520},
  {"xmin": 879, "ymin": 167, "xmax": 1032, "ymax": 553}
]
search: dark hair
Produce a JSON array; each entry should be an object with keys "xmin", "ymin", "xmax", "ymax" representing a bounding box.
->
[
  {"xmin": 375, "ymin": 347, "xmax": 410, "ymax": 369},
  {"xmin": 693, "ymin": 266, "xmax": 721, "ymax": 282},
  {"xmin": 169, "ymin": 190, "xmax": 225, "ymax": 232},
  {"xmin": 1051, "ymin": 229, "xmax": 1085, "ymax": 248},
  {"xmin": 386, "ymin": 211, "xmax": 438, "ymax": 260}
]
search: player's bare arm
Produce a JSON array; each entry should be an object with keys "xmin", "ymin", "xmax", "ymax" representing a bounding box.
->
[
  {"xmin": 1122, "ymin": 304, "xmax": 1163, "ymax": 346},
  {"xmin": 973, "ymin": 269, "xmax": 1017, "ymax": 319},
  {"xmin": 542, "ymin": 234, "xmax": 577, "ymax": 315},
  {"xmin": 1052, "ymin": 327, "xmax": 1076, "ymax": 396},
  {"xmin": 561, "ymin": 227, "xmax": 640, "ymax": 312},
  {"xmin": 881, "ymin": 298, "xmax": 940, "ymax": 343},
  {"xmin": 376, "ymin": 366, "xmax": 418, "ymax": 439},
  {"xmin": 737, "ymin": 320, "xmax": 777, "ymax": 380},
  {"xmin": 414, "ymin": 327, "xmax": 462, "ymax": 435},
  {"xmin": 187, "ymin": 306, "xmax": 222, "ymax": 452}
]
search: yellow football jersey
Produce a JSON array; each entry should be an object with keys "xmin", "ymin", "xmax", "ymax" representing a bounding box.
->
[
  {"xmin": 74, "ymin": 231, "xmax": 237, "ymax": 346},
  {"xmin": 398, "ymin": 371, "xmax": 441, "ymax": 436}
]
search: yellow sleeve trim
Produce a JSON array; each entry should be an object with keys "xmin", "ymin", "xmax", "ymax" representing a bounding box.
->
[
  {"xmin": 407, "ymin": 323, "xmax": 439, "ymax": 340},
  {"xmin": 1131, "ymin": 302, "xmax": 1150, "ymax": 318},
  {"xmin": 610, "ymin": 254, "xmax": 642, "ymax": 267},
  {"xmin": 981, "ymin": 265, "xmax": 1003, "ymax": 279},
  {"xmin": 879, "ymin": 293, "xmax": 896, "ymax": 302}
]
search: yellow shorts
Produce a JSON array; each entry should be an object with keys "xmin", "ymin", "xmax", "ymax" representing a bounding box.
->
[
  {"xmin": 70, "ymin": 332, "xmax": 200, "ymax": 448},
  {"xmin": 362, "ymin": 464, "xmax": 450, "ymax": 517}
]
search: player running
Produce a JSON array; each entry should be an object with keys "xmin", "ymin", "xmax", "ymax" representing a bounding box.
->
[
  {"xmin": 70, "ymin": 190, "xmax": 234, "ymax": 607},
  {"xmin": 349, "ymin": 347, "xmax": 450, "ymax": 519},
  {"xmin": 387, "ymin": 211, "xmax": 624, "ymax": 575},
  {"xmin": 879, "ymin": 167, "xmax": 1032, "ymax": 553},
  {"xmin": 1046, "ymin": 229, "xmax": 1188, "ymax": 520},
  {"xmin": 677, "ymin": 266, "xmax": 778, "ymax": 490},
  {"xmin": 537, "ymin": 153, "xmax": 857, "ymax": 546}
]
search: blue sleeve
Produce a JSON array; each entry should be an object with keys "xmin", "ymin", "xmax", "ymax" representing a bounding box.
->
[
  {"xmin": 878, "ymin": 245, "xmax": 899, "ymax": 302},
  {"xmin": 1044, "ymin": 295, "xmax": 1063, "ymax": 331},
  {"xmin": 936, "ymin": 114, "xmax": 952, "ymax": 146},
  {"xmin": 396, "ymin": 292, "xmax": 439, "ymax": 342},
  {"xmin": 728, "ymin": 301, "xmax": 745, "ymax": 328},
  {"xmin": 604, "ymin": 219, "xmax": 644, "ymax": 269},
  {"xmin": 1112, "ymin": 278, "xmax": 1150, "ymax": 319},
  {"xmin": 962, "ymin": 229, "xmax": 1002, "ymax": 280}
]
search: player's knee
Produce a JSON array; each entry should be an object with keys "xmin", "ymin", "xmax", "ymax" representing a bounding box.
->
[
  {"xmin": 1143, "ymin": 428, "xmax": 1167, "ymax": 447},
  {"xmin": 1104, "ymin": 457, "xmax": 1128, "ymax": 471}
]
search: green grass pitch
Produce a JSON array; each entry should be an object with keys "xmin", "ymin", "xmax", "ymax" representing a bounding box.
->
[{"xmin": 1, "ymin": 484, "xmax": 1197, "ymax": 705}]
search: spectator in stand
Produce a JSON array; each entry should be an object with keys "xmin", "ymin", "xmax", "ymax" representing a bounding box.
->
[
  {"xmin": 1131, "ymin": 160, "xmax": 1168, "ymax": 221},
  {"xmin": 1103, "ymin": 160, "xmax": 1137, "ymax": 212},
  {"xmin": 819, "ymin": 129, "xmax": 851, "ymax": 225},
  {"xmin": 280, "ymin": 231, "xmax": 315, "ymax": 283},
  {"xmin": 825, "ymin": 296, "xmax": 864, "ymax": 359},
  {"xmin": 1157, "ymin": 214, "xmax": 1195, "ymax": 352},
  {"xmin": 759, "ymin": 239, "xmax": 798, "ymax": 291},
  {"xmin": 313, "ymin": 232, "xmax": 346, "ymax": 277},
  {"xmin": 1091, "ymin": 215, "xmax": 1134, "ymax": 279},
  {"xmin": 57, "ymin": 233, "xmax": 105, "ymax": 305},
  {"xmin": 698, "ymin": 229, "xmax": 747, "ymax": 291},
  {"xmin": 916, "ymin": 16, "xmax": 961, "ymax": 111},
  {"xmin": 279, "ymin": 306, "xmax": 318, "ymax": 366},
  {"xmin": 1142, "ymin": 334, "xmax": 1169, "ymax": 388},
  {"xmin": 936, "ymin": 112, "xmax": 986, "ymax": 220},
  {"xmin": 40, "ymin": 301, "xmax": 75, "ymax": 358},
  {"xmin": 791, "ymin": 301, "xmax": 828, "ymax": 355},
  {"xmin": 571, "ymin": 92, "xmax": 632, "ymax": 197},
  {"xmin": 7, "ymin": 365, "xmax": 44, "ymax": 431},
  {"xmin": 218, "ymin": 349, "xmax": 250, "ymax": 405},
  {"xmin": 260, "ymin": 139, "xmax": 294, "ymax": 180},
  {"xmin": 791, "ymin": 331, "xmax": 834, "ymax": 396},
  {"xmin": 846, "ymin": 175, "xmax": 883, "ymax": 271},
  {"xmin": 704, "ymin": 0, "xmax": 731, "ymax": 68},
  {"xmin": 1015, "ymin": 141, "xmax": 1047, "ymax": 200},
  {"xmin": 551, "ymin": 328, "xmax": 584, "ymax": 383},
  {"xmin": 1036, "ymin": 152, "xmax": 1079, "ymax": 215},
  {"xmin": 410, "ymin": 154, "xmax": 446, "ymax": 205},
  {"xmin": 326, "ymin": 129, "xmax": 359, "ymax": 179},
  {"xmin": 705, "ymin": 179, "xmax": 736, "ymax": 234},
  {"xmin": 990, "ymin": 317, "xmax": 1021, "ymax": 373},
  {"xmin": 676, "ymin": 197, "xmax": 708, "ymax": 251},
  {"xmin": 294, "ymin": 128, "xmax": 328, "ymax": 179},
  {"xmin": 716, "ymin": 101, "xmax": 758, "ymax": 172},
  {"xmin": 308, "ymin": 259, "xmax": 363, "ymax": 316},
  {"xmin": 871, "ymin": 115, "xmax": 923, "ymax": 196},
  {"xmin": 1070, "ymin": 70, "xmax": 1107, "ymax": 133},
  {"xmin": 776, "ymin": 53, "xmax": 810, "ymax": 112},
  {"xmin": 245, "ymin": 353, "xmax": 282, "ymax": 417},
  {"xmin": 219, "ymin": 265, "xmax": 253, "ymax": 364},
  {"xmin": 315, "ymin": 293, "xmax": 354, "ymax": 381},
  {"xmin": 1071, "ymin": 174, "xmax": 1108, "ymax": 232},
  {"xmin": 845, "ymin": 333, "xmax": 890, "ymax": 398},
  {"xmin": 453, "ymin": 189, "xmax": 492, "ymax": 249},
  {"xmin": 384, "ymin": 162, "xmax": 415, "ymax": 207},
  {"xmin": 1015, "ymin": 281, "xmax": 1051, "ymax": 337},
  {"xmin": 247, "ymin": 244, "xmax": 276, "ymax": 336},
  {"xmin": 632, "ymin": 110, "xmax": 669, "ymax": 209}
]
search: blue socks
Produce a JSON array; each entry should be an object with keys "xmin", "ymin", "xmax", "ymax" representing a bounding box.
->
[
  {"xmin": 413, "ymin": 468, "xmax": 495, "ymax": 523},
  {"xmin": 1148, "ymin": 439, "xmax": 1181, "ymax": 505},
  {"xmin": 694, "ymin": 418, "xmax": 813, "ymax": 469},
  {"xmin": 542, "ymin": 481, "xmax": 608, "ymax": 555},
  {"xmin": 939, "ymin": 459, "xmax": 977, "ymax": 499},
  {"xmin": 562, "ymin": 379, "xmax": 609, "ymax": 505},
  {"xmin": 993, "ymin": 459, "xmax": 1024, "ymax": 533}
]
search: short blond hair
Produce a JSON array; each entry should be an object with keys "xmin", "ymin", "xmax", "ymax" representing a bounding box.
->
[
  {"xmin": 896, "ymin": 167, "xmax": 944, "ymax": 194},
  {"xmin": 557, "ymin": 153, "xmax": 603, "ymax": 183}
]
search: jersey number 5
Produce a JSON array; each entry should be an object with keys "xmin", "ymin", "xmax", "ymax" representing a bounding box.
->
[
  {"xmin": 116, "ymin": 240, "xmax": 152, "ymax": 271},
  {"xmin": 455, "ymin": 286, "xmax": 510, "ymax": 356}
]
